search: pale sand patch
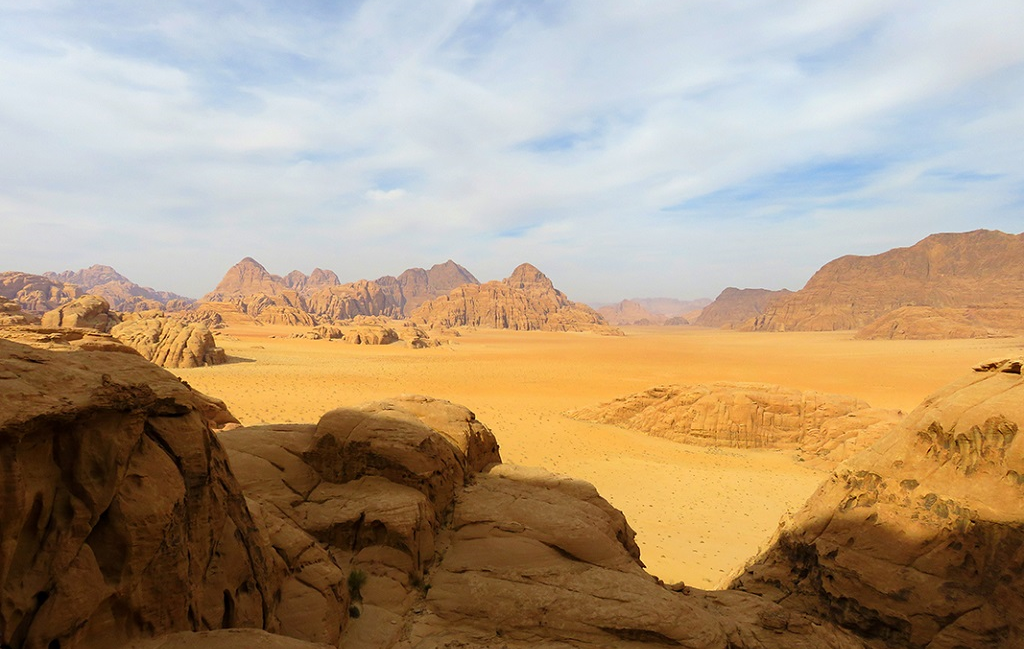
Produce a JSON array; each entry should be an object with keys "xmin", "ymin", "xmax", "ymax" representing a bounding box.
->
[{"xmin": 172, "ymin": 325, "xmax": 1024, "ymax": 588}]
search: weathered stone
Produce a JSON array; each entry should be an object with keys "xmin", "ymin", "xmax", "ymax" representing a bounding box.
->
[
  {"xmin": 40, "ymin": 294, "xmax": 121, "ymax": 332},
  {"xmin": 567, "ymin": 382, "xmax": 901, "ymax": 466},
  {"xmin": 111, "ymin": 317, "xmax": 226, "ymax": 368},
  {"xmin": 733, "ymin": 361, "xmax": 1024, "ymax": 648}
]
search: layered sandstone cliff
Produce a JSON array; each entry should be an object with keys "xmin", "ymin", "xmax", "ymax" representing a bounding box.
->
[
  {"xmin": 752, "ymin": 229, "xmax": 1024, "ymax": 332},
  {"xmin": 411, "ymin": 263, "xmax": 615, "ymax": 333},
  {"xmin": 732, "ymin": 358, "xmax": 1024, "ymax": 648}
]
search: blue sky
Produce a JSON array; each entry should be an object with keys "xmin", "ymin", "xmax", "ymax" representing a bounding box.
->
[{"xmin": 1, "ymin": 1, "xmax": 1022, "ymax": 303}]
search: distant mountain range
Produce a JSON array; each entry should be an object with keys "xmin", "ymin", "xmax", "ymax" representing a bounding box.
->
[{"xmin": 3, "ymin": 228, "xmax": 1022, "ymax": 338}]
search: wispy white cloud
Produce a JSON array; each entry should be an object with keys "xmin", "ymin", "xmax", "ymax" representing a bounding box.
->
[{"xmin": 1, "ymin": 0, "xmax": 1022, "ymax": 300}]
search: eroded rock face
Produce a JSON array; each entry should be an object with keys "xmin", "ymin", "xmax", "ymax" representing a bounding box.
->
[
  {"xmin": 752, "ymin": 229, "xmax": 1024, "ymax": 332},
  {"xmin": 40, "ymin": 294, "xmax": 121, "ymax": 332},
  {"xmin": 221, "ymin": 398, "xmax": 864, "ymax": 649},
  {"xmin": 111, "ymin": 317, "xmax": 227, "ymax": 368},
  {"xmin": 0, "ymin": 339, "xmax": 280, "ymax": 649},
  {"xmin": 389, "ymin": 259, "xmax": 479, "ymax": 314},
  {"xmin": 567, "ymin": 383, "xmax": 901, "ymax": 466},
  {"xmin": 411, "ymin": 263, "xmax": 615, "ymax": 333},
  {"xmin": 855, "ymin": 306, "xmax": 1011, "ymax": 340},
  {"xmin": 0, "ymin": 298, "xmax": 33, "ymax": 326},
  {"xmin": 732, "ymin": 359, "xmax": 1024, "ymax": 648},
  {"xmin": 0, "ymin": 271, "xmax": 78, "ymax": 314},
  {"xmin": 694, "ymin": 287, "xmax": 791, "ymax": 329}
]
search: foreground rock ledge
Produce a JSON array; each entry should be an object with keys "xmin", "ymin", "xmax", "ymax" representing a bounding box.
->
[
  {"xmin": 0, "ymin": 339, "xmax": 866, "ymax": 649},
  {"xmin": 733, "ymin": 358, "xmax": 1024, "ymax": 648}
]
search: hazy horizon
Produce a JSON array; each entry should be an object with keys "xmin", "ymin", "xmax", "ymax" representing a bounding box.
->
[{"xmin": 2, "ymin": 2, "xmax": 1023, "ymax": 303}]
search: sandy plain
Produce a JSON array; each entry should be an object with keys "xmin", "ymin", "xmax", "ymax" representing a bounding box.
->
[{"xmin": 171, "ymin": 325, "xmax": 1024, "ymax": 588}]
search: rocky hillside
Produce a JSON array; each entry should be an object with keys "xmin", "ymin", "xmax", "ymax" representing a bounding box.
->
[
  {"xmin": 732, "ymin": 357, "xmax": 1024, "ymax": 647},
  {"xmin": 855, "ymin": 306, "xmax": 1010, "ymax": 340},
  {"xmin": 411, "ymin": 263, "xmax": 616, "ymax": 333},
  {"xmin": 45, "ymin": 264, "xmax": 193, "ymax": 312},
  {"xmin": 0, "ymin": 338, "xmax": 871, "ymax": 649},
  {"xmin": 752, "ymin": 229, "xmax": 1024, "ymax": 332},
  {"xmin": 694, "ymin": 287, "xmax": 792, "ymax": 329},
  {"xmin": 567, "ymin": 383, "xmax": 900, "ymax": 467},
  {"xmin": 0, "ymin": 271, "xmax": 78, "ymax": 314},
  {"xmin": 198, "ymin": 257, "xmax": 477, "ymax": 325}
]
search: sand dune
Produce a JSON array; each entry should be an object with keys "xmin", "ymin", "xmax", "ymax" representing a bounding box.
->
[{"xmin": 171, "ymin": 325, "xmax": 1024, "ymax": 588}]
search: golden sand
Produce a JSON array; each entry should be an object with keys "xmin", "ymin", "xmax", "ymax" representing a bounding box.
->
[{"xmin": 171, "ymin": 325, "xmax": 1024, "ymax": 588}]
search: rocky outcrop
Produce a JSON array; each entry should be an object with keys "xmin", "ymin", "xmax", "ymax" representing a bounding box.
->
[
  {"xmin": 694, "ymin": 287, "xmax": 792, "ymax": 329},
  {"xmin": 387, "ymin": 260, "xmax": 479, "ymax": 314},
  {"xmin": 753, "ymin": 229, "xmax": 1024, "ymax": 332},
  {"xmin": 223, "ymin": 396, "xmax": 864, "ymax": 649},
  {"xmin": 111, "ymin": 317, "xmax": 227, "ymax": 368},
  {"xmin": 855, "ymin": 306, "xmax": 1014, "ymax": 340},
  {"xmin": 202, "ymin": 257, "xmax": 293, "ymax": 301},
  {"xmin": 0, "ymin": 339, "xmax": 293, "ymax": 649},
  {"xmin": 0, "ymin": 298, "xmax": 33, "ymax": 326},
  {"xmin": 0, "ymin": 271, "xmax": 78, "ymax": 314},
  {"xmin": 201, "ymin": 258, "xmax": 477, "ymax": 322},
  {"xmin": 40, "ymin": 294, "xmax": 121, "ymax": 332},
  {"xmin": 290, "ymin": 318, "xmax": 440, "ymax": 347},
  {"xmin": 732, "ymin": 359, "xmax": 1024, "ymax": 648},
  {"xmin": 411, "ymin": 263, "xmax": 615, "ymax": 333},
  {"xmin": 303, "ymin": 280, "xmax": 404, "ymax": 321},
  {"xmin": 567, "ymin": 383, "xmax": 901, "ymax": 466},
  {"xmin": 45, "ymin": 265, "xmax": 194, "ymax": 312}
]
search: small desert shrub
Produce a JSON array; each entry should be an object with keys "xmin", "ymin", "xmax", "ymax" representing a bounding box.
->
[{"xmin": 347, "ymin": 569, "xmax": 368, "ymax": 603}]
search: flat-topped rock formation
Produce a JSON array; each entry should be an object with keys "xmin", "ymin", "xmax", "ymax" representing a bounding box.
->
[
  {"xmin": 752, "ymin": 229, "xmax": 1024, "ymax": 332},
  {"xmin": 411, "ymin": 263, "xmax": 617, "ymax": 333},
  {"xmin": 598, "ymin": 299, "xmax": 669, "ymax": 325},
  {"xmin": 567, "ymin": 383, "xmax": 901, "ymax": 466},
  {"xmin": 732, "ymin": 358, "xmax": 1024, "ymax": 647},
  {"xmin": 45, "ymin": 264, "xmax": 194, "ymax": 312},
  {"xmin": 694, "ymin": 287, "xmax": 792, "ymax": 329}
]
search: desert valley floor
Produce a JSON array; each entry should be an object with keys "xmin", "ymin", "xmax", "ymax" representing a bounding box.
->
[{"xmin": 172, "ymin": 325, "xmax": 1024, "ymax": 588}]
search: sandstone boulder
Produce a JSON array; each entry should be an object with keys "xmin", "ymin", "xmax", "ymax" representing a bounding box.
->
[
  {"xmin": 732, "ymin": 358, "xmax": 1024, "ymax": 648},
  {"xmin": 567, "ymin": 383, "xmax": 901, "ymax": 466},
  {"xmin": 40, "ymin": 294, "xmax": 121, "ymax": 332},
  {"xmin": 111, "ymin": 317, "xmax": 227, "ymax": 368},
  {"xmin": 0, "ymin": 339, "xmax": 283, "ymax": 649}
]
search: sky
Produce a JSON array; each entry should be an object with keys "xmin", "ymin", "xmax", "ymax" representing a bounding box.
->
[{"xmin": 1, "ymin": 1, "xmax": 1023, "ymax": 303}]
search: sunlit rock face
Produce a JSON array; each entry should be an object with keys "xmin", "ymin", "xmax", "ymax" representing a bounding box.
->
[{"xmin": 733, "ymin": 358, "xmax": 1024, "ymax": 648}]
